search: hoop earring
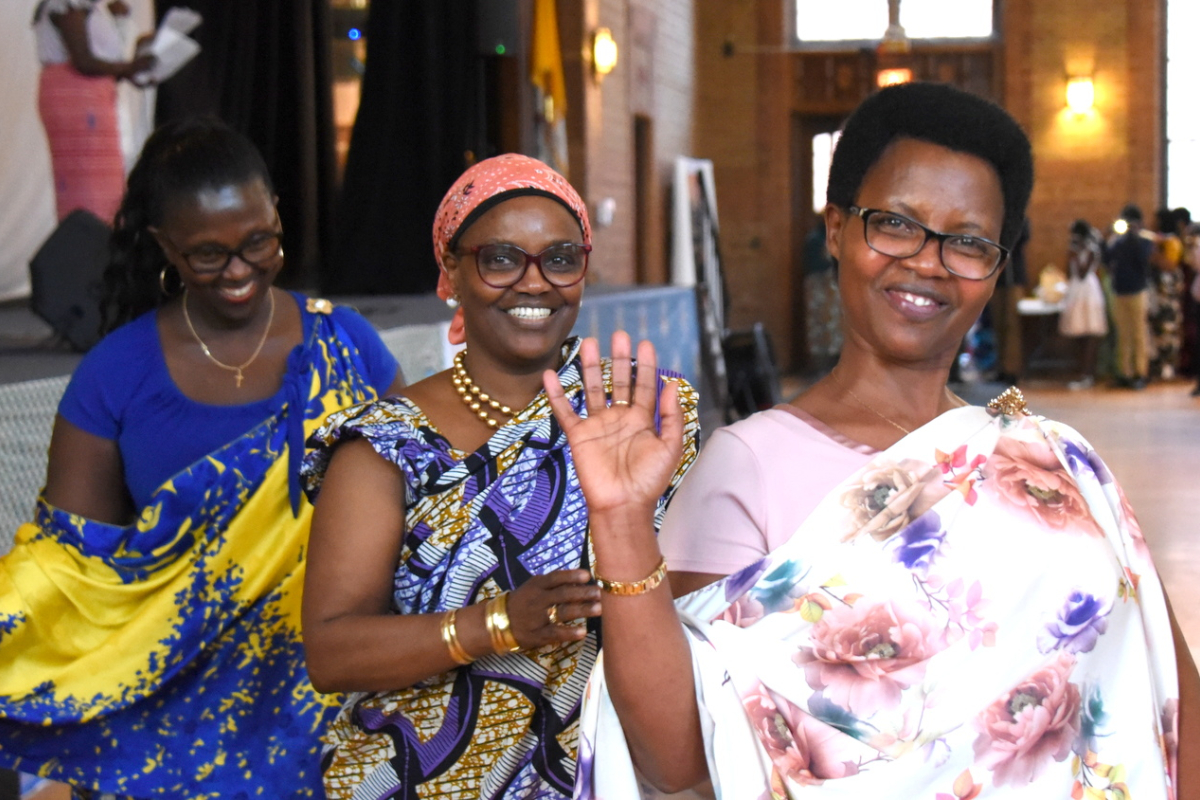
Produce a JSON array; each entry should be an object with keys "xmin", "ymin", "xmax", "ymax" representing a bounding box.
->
[{"xmin": 159, "ymin": 266, "xmax": 179, "ymax": 296}]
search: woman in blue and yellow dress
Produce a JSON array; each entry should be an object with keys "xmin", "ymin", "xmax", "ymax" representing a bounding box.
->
[{"xmin": 0, "ymin": 118, "xmax": 403, "ymax": 797}]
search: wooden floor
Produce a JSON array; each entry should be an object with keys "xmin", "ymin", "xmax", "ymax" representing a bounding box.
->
[{"xmin": 1022, "ymin": 378, "xmax": 1200, "ymax": 662}]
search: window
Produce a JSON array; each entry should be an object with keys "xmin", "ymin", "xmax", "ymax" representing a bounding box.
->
[
  {"xmin": 812, "ymin": 132, "xmax": 840, "ymax": 214},
  {"xmin": 1167, "ymin": 0, "xmax": 1200, "ymax": 211},
  {"xmin": 898, "ymin": 0, "xmax": 993, "ymax": 39},
  {"xmin": 792, "ymin": 0, "xmax": 993, "ymax": 45}
]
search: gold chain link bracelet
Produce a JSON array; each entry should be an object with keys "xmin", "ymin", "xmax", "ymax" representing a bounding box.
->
[{"xmin": 593, "ymin": 556, "xmax": 668, "ymax": 596}]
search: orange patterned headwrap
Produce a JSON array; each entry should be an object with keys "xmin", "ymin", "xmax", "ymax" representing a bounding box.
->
[{"xmin": 432, "ymin": 154, "xmax": 590, "ymax": 344}]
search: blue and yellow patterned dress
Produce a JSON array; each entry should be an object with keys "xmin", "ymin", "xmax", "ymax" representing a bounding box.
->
[{"xmin": 0, "ymin": 297, "xmax": 394, "ymax": 798}]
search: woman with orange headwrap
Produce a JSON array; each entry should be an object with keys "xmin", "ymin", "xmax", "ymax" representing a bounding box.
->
[{"xmin": 299, "ymin": 154, "xmax": 700, "ymax": 798}]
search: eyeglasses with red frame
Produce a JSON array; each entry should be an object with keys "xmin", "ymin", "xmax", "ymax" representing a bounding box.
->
[{"xmin": 466, "ymin": 242, "xmax": 591, "ymax": 288}]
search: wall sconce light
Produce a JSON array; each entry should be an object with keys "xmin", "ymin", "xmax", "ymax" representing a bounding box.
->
[
  {"xmin": 592, "ymin": 27, "xmax": 618, "ymax": 82},
  {"xmin": 876, "ymin": 67, "xmax": 913, "ymax": 87},
  {"xmin": 1066, "ymin": 76, "xmax": 1095, "ymax": 114}
]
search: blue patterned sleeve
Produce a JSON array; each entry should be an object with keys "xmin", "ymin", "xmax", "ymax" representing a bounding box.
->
[{"xmin": 301, "ymin": 398, "xmax": 423, "ymax": 506}]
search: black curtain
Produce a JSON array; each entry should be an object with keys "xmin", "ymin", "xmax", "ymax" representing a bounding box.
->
[
  {"xmin": 323, "ymin": 0, "xmax": 484, "ymax": 295},
  {"xmin": 154, "ymin": 0, "xmax": 336, "ymax": 291}
]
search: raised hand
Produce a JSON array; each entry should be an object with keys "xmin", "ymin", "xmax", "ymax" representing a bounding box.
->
[{"xmin": 543, "ymin": 333, "xmax": 684, "ymax": 517}]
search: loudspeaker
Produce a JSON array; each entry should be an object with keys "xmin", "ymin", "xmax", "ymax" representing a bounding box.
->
[
  {"xmin": 29, "ymin": 208, "xmax": 111, "ymax": 353},
  {"xmin": 723, "ymin": 322, "xmax": 782, "ymax": 420}
]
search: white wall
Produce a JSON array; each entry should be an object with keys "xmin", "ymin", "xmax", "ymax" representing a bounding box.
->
[{"xmin": 0, "ymin": 0, "xmax": 156, "ymax": 303}]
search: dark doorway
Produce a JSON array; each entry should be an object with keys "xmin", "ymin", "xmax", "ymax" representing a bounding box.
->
[
  {"xmin": 791, "ymin": 113, "xmax": 843, "ymax": 374},
  {"xmin": 634, "ymin": 114, "xmax": 655, "ymax": 283}
]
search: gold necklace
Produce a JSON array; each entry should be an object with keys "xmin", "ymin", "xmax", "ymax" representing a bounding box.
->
[
  {"xmin": 830, "ymin": 368, "xmax": 967, "ymax": 436},
  {"xmin": 452, "ymin": 350, "xmax": 514, "ymax": 428},
  {"xmin": 829, "ymin": 367, "xmax": 912, "ymax": 434},
  {"xmin": 182, "ymin": 288, "xmax": 276, "ymax": 388}
]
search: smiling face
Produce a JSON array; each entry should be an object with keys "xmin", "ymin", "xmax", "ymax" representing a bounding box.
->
[
  {"xmin": 443, "ymin": 194, "xmax": 586, "ymax": 371},
  {"xmin": 826, "ymin": 137, "xmax": 1005, "ymax": 368},
  {"xmin": 152, "ymin": 178, "xmax": 282, "ymax": 325}
]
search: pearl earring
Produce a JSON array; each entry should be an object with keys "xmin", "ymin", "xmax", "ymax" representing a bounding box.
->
[{"xmin": 446, "ymin": 296, "xmax": 460, "ymax": 309}]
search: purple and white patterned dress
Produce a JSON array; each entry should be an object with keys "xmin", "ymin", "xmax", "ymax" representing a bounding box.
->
[{"xmin": 303, "ymin": 337, "xmax": 700, "ymax": 799}]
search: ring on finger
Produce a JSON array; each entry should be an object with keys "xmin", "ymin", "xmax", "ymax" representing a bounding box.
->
[
  {"xmin": 611, "ymin": 399, "xmax": 630, "ymax": 407},
  {"xmin": 547, "ymin": 604, "xmax": 560, "ymax": 626}
]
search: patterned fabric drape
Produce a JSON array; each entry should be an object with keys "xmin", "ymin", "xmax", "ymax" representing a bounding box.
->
[
  {"xmin": 0, "ymin": 307, "xmax": 383, "ymax": 797},
  {"xmin": 303, "ymin": 337, "xmax": 702, "ymax": 799},
  {"xmin": 577, "ymin": 404, "xmax": 1178, "ymax": 799}
]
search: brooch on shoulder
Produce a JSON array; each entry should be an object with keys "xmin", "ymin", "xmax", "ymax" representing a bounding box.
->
[
  {"xmin": 987, "ymin": 386, "xmax": 1030, "ymax": 416},
  {"xmin": 307, "ymin": 297, "xmax": 334, "ymax": 315}
]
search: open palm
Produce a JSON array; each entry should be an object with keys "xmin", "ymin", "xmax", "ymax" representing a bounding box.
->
[{"xmin": 543, "ymin": 334, "xmax": 684, "ymax": 515}]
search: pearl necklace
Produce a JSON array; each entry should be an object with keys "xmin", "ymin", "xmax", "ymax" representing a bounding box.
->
[{"xmin": 452, "ymin": 350, "xmax": 514, "ymax": 428}]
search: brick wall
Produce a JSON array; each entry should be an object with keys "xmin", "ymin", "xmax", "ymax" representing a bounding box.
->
[
  {"xmin": 561, "ymin": 0, "xmax": 696, "ymax": 287},
  {"xmin": 555, "ymin": 0, "xmax": 1163, "ymax": 366},
  {"xmin": 692, "ymin": 0, "xmax": 795, "ymax": 365},
  {"xmin": 1004, "ymin": 0, "xmax": 1164, "ymax": 281},
  {"xmin": 688, "ymin": 0, "xmax": 1164, "ymax": 370}
]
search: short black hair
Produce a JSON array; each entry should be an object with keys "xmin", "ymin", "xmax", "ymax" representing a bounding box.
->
[
  {"xmin": 826, "ymin": 82, "xmax": 1034, "ymax": 250},
  {"xmin": 1119, "ymin": 203, "xmax": 1143, "ymax": 224},
  {"xmin": 1155, "ymin": 207, "xmax": 1176, "ymax": 234}
]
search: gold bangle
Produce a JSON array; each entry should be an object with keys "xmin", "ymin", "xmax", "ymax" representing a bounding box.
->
[
  {"xmin": 485, "ymin": 596, "xmax": 506, "ymax": 654},
  {"xmin": 593, "ymin": 556, "xmax": 668, "ymax": 596},
  {"xmin": 440, "ymin": 609, "xmax": 474, "ymax": 665},
  {"xmin": 485, "ymin": 592, "xmax": 521, "ymax": 654}
]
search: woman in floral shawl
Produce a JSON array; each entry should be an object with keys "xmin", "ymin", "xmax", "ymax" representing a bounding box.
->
[
  {"xmin": 300, "ymin": 154, "xmax": 700, "ymax": 799},
  {"xmin": 547, "ymin": 83, "xmax": 1198, "ymax": 799}
]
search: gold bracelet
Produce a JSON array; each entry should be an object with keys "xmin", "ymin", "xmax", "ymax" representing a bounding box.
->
[
  {"xmin": 592, "ymin": 556, "xmax": 668, "ymax": 596},
  {"xmin": 440, "ymin": 609, "xmax": 474, "ymax": 665},
  {"xmin": 485, "ymin": 592, "xmax": 521, "ymax": 654}
]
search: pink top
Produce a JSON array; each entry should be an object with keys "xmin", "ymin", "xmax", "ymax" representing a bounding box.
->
[{"xmin": 658, "ymin": 405, "xmax": 876, "ymax": 576}]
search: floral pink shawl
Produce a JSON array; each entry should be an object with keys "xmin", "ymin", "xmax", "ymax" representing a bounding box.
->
[{"xmin": 575, "ymin": 404, "xmax": 1179, "ymax": 799}]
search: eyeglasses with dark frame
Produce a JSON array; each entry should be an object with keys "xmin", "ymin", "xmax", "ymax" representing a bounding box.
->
[
  {"xmin": 848, "ymin": 206, "xmax": 1009, "ymax": 281},
  {"xmin": 160, "ymin": 215, "xmax": 285, "ymax": 275},
  {"xmin": 466, "ymin": 242, "xmax": 592, "ymax": 289}
]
